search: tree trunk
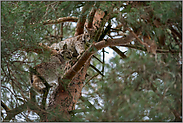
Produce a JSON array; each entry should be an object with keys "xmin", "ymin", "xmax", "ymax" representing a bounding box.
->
[{"xmin": 45, "ymin": 58, "xmax": 91, "ymax": 121}]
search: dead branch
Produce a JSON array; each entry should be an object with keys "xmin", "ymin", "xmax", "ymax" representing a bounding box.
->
[
  {"xmin": 43, "ymin": 17, "xmax": 78, "ymax": 25},
  {"xmin": 87, "ymin": 5, "xmax": 98, "ymax": 28},
  {"xmin": 1, "ymin": 101, "xmax": 11, "ymax": 112},
  {"xmin": 89, "ymin": 64, "xmax": 104, "ymax": 77},
  {"xmin": 109, "ymin": 46, "xmax": 127, "ymax": 59},
  {"xmin": 74, "ymin": 2, "xmax": 93, "ymax": 36}
]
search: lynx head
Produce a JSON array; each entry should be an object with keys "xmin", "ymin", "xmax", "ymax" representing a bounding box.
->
[
  {"xmin": 59, "ymin": 44, "xmax": 74, "ymax": 60},
  {"xmin": 83, "ymin": 26, "xmax": 96, "ymax": 42}
]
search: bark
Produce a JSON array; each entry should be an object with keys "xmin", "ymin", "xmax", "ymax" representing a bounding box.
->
[
  {"xmin": 43, "ymin": 17, "xmax": 78, "ymax": 25},
  {"xmin": 92, "ymin": 9, "xmax": 105, "ymax": 30},
  {"xmin": 47, "ymin": 58, "xmax": 91, "ymax": 121},
  {"xmin": 87, "ymin": 7, "xmax": 97, "ymax": 28},
  {"xmin": 74, "ymin": 2, "xmax": 93, "ymax": 36}
]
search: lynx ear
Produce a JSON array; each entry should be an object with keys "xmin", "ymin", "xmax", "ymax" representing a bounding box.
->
[
  {"xmin": 63, "ymin": 43, "xmax": 67, "ymax": 50},
  {"xmin": 84, "ymin": 25, "xmax": 95, "ymax": 34}
]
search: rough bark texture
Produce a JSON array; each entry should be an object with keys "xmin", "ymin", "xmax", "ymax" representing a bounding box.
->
[
  {"xmin": 46, "ymin": 58, "xmax": 91, "ymax": 121},
  {"xmin": 74, "ymin": 2, "xmax": 93, "ymax": 36}
]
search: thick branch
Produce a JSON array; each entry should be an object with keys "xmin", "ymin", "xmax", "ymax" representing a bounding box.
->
[
  {"xmin": 74, "ymin": 2, "xmax": 93, "ymax": 36},
  {"xmin": 43, "ymin": 17, "xmax": 78, "ymax": 25},
  {"xmin": 62, "ymin": 31, "xmax": 138, "ymax": 84},
  {"xmin": 87, "ymin": 5, "xmax": 98, "ymax": 28}
]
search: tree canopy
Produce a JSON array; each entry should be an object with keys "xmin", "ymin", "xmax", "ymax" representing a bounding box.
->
[{"xmin": 1, "ymin": 1, "xmax": 182, "ymax": 122}]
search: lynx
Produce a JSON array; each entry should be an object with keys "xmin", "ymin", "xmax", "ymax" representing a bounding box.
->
[
  {"xmin": 30, "ymin": 49, "xmax": 73, "ymax": 93},
  {"xmin": 50, "ymin": 27, "xmax": 95, "ymax": 58},
  {"xmin": 30, "ymin": 27, "xmax": 95, "ymax": 93}
]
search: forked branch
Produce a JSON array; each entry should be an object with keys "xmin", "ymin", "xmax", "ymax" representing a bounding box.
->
[{"xmin": 62, "ymin": 30, "xmax": 140, "ymax": 85}]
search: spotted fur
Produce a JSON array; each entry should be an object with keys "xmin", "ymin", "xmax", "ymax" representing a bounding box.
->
[
  {"xmin": 30, "ymin": 50, "xmax": 73, "ymax": 93},
  {"xmin": 31, "ymin": 28, "xmax": 95, "ymax": 93},
  {"xmin": 50, "ymin": 28, "xmax": 95, "ymax": 59}
]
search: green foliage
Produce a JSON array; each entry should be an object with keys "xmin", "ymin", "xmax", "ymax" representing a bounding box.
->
[
  {"xmin": 80, "ymin": 49, "xmax": 181, "ymax": 121},
  {"xmin": 1, "ymin": 1, "xmax": 182, "ymax": 122}
]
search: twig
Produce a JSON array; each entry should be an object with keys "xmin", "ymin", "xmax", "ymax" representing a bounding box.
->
[
  {"xmin": 84, "ymin": 73, "xmax": 99, "ymax": 88},
  {"xmin": 1, "ymin": 101, "xmax": 11, "ymax": 112},
  {"xmin": 92, "ymin": 55, "xmax": 103, "ymax": 64},
  {"xmin": 89, "ymin": 64, "xmax": 104, "ymax": 77},
  {"xmin": 80, "ymin": 96, "xmax": 97, "ymax": 111},
  {"xmin": 109, "ymin": 46, "xmax": 127, "ymax": 59},
  {"xmin": 127, "ymin": 28, "xmax": 148, "ymax": 47}
]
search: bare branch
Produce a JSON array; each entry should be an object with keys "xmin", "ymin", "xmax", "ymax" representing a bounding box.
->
[
  {"xmin": 127, "ymin": 28, "xmax": 147, "ymax": 46},
  {"xmin": 89, "ymin": 64, "xmax": 104, "ymax": 77},
  {"xmin": 92, "ymin": 55, "xmax": 104, "ymax": 64},
  {"xmin": 74, "ymin": 2, "xmax": 93, "ymax": 36},
  {"xmin": 43, "ymin": 17, "xmax": 78, "ymax": 25},
  {"xmin": 1, "ymin": 101, "xmax": 11, "ymax": 112},
  {"xmin": 109, "ymin": 46, "xmax": 127, "ymax": 59},
  {"xmin": 87, "ymin": 5, "xmax": 98, "ymax": 28}
]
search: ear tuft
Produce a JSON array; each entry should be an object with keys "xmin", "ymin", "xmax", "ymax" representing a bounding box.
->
[{"xmin": 63, "ymin": 43, "xmax": 67, "ymax": 50}]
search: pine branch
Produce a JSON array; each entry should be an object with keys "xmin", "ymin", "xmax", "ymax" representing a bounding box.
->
[
  {"xmin": 3, "ymin": 102, "xmax": 28, "ymax": 122},
  {"xmin": 3, "ymin": 100, "xmax": 47, "ymax": 122},
  {"xmin": 43, "ymin": 17, "xmax": 78, "ymax": 25},
  {"xmin": 87, "ymin": 5, "xmax": 98, "ymax": 28},
  {"xmin": 89, "ymin": 64, "xmax": 104, "ymax": 77},
  {"xmin": 22, "ymin": 43, "xmax": 57, "ymax": 55},
  {"xmin": 74, "ymin": 2, "xmax": 94, "ymax": 36},
  {"xmin": 109, "ymin": 46, "xmax": 127, "ymax": 59},
  {"xmin": 1, "ymin": 101, "xmax": 11, "ymax": 112}
]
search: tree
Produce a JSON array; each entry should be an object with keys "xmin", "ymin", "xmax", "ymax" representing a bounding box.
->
[{"xmin": 1, "ymin": 1, "xmax": 182, "ymax": 122}]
